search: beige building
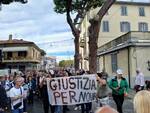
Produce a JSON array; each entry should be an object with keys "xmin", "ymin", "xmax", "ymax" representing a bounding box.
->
[
  {"xmin": 79, "ymin": 1, "xmax": 150, "ymax": 87},
  {"xmin": 98, "ymin": 31, "xmax": 150, "ymax": 87},
  {"xmin": 0, "ymin": 35, "xmax": 45, "ymax": 72}
]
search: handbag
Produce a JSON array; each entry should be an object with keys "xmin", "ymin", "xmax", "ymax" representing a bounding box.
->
[
  {"xmin": 13, "ymin": 102, "xmax": 22, "ymax": 110},
  {"xmin": 13, "ymin": 88, "xmax": 22, "ymax": 110}
]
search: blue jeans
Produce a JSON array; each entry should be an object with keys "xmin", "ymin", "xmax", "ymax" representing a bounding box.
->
[
  {"xmin": 81, "ymin": 102, "xmax": 92, "ymax": 113},
  {"xmin": 55, "ymin": 105, "xmax": 63, "ymax": 113},
  {"xmin": 12, "ymin": 108, "xmax": 23, "ymax": 113},
  {"xmin": 0, "ymin": 111, "xmax": 5, "ymax": 113}
]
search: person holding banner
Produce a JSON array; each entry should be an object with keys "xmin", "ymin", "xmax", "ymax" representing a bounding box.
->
[
  {"xmin": 96, "ymin": 73, "xmax": 111, "ymax": 106},
  {"xmin": 40, "ymin": 74, "xmax": 55, "ymax": 113},
  {"xmin": 108, "ymin": 69, "xmax": 128, "ymax": 113},
  {"xmin": 80, "ymin": 70, "xmax": 92, "ymax": 113}
]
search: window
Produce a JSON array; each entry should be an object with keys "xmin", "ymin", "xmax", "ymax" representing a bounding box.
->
[
  {"xmin": 120, "ymin": 22, "xmax": 130, "ymax": 32},
  {"xmin": 111, "ymin": 53, "xmax": 118, "ymax": 72},
  {"xmin": 18, "ymin": 51, "xmax": 27, "ymax": 57},
  {"xmin": 0, "ymin": 50, "xmax": 2, "ymax": 62},
  {"xmin": 97, "ymin": 58, "xmax": 100, "ymax": 72},
  {"xmin": 103, "ymin": 21, "xmax": 109, "ymax": 32},
  {"xmin": 7, "ymin": 52, "xmax": 12, "ymax": 59},
  {"xmin": 139, "ymin": 22, "xmax": 148, "ymax": 32},
  {"xmin": 121, "ymin": 6, "xmax": 127, "ymax": 16},
  {"xmin": 33, "ymin": 49, "xmax": 35, "ymax": 58},
  {"xmin": 139, "ymin": 7, "xmax": 145, "ymax": 16}
]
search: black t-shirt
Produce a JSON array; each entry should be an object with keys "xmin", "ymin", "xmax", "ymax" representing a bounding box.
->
[
  {"xmin": 0, "ymin": 84, "xmax": 8, "ymax": 109},
  {"xmin": 41, "ymin": 85, "xmax": 49, "ymax": 101}
]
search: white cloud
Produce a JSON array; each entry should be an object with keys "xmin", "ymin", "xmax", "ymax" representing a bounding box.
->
[
  {"xmin": 0, "ymin": 0, "xmax": 149, "ymax": 61},
  {"xmin": 0, "ymin": 0, "xmax": 74, "ymax": 61}
]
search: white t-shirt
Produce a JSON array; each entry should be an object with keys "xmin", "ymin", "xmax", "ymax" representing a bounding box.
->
[
  {"xmin": 117, "ymin": 79, "xmax": 121, "ymax": 87},
  {"xmin": 135, "ymin": 73, "xmax": 145, "ymax": 86},
  {"xmin": 9, "ymin": 86, "xmax": 24, "ymax": 110}
]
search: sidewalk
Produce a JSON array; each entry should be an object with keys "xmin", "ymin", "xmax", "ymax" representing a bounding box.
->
[{"xmin": 127, "ymin": 89, "xmax": 136, "ymax": 99}]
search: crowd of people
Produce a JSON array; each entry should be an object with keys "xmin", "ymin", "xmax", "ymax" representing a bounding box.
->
[{"xmin": 0, "ymin": 68, "xmax": 150, "ymax": 113}]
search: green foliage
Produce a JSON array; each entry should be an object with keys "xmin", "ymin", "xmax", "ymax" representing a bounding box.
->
[
  {"xmin": 40, "ymin": 50, "xmax": 46, "ymax": 56},
  {"xmin": 59, "ymin": 60, "xmax": 74, "ymax": 67},
  {"xmin": 53, "ymin": 0, "xmax": 104, "ymax": 14},
  {"xmin": 1, "ymin": 0, "xmax": 27, "ymax": 5}
]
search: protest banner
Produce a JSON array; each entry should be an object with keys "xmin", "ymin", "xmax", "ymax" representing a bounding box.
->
[{"xmin": 47, "ymin": 74, "xmax": 97, "ymax": 105}]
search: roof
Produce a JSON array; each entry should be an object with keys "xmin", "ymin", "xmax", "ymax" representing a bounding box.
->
[
  {"xmin": 115, "ymin": 1, "xmax": 150, "ymax": 6},
  {"xmin": 0, "ymin": 39, "xmax": 33, "ymax": 45},
  {"xmin": 45, "ymin": 56, "xmax": 56, "ymax": 60},
  {"xmin": 0, "ymin": 38, "xmax": 44, "ymax": 53}
]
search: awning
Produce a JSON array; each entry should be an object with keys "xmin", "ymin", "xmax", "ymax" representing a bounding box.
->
[{"xmin": 3, "ymin": 47, "xmax": 28, "ymax": 52}]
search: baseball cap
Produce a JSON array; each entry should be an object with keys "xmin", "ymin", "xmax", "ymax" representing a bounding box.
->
[{"xmin": 116, "ymin": 69, "xmax": 123, "ymax": 75}]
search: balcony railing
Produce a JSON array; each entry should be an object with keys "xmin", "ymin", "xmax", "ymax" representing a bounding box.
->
[
  {"xmin": 3, "ymin": 56, "xmax": 41, "ymax": 63},
  {"xmin": 98, "ymin": 31, "xmax": 150, "ymax": 53}
]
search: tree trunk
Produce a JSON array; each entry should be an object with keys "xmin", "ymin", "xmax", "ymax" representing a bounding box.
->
[
  {"xmin": 74, "ymin": 35, "xmax": 80, "ymax": 71},
  {"xmin": 66, "ymin": 0, "xmax": 80, "ymax": 72},
  {"xmin": 88, "ymin": 20, "xmax": 100, "ymax": 74},
  {"xmin": 88, "ymin": 0, "xmax": 116, "ymax": 74}
]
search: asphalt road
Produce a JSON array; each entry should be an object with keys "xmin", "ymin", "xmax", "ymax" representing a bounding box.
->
[{"xmin": 27, "ymin": 96, "xmax": 134, "ymax": 113}]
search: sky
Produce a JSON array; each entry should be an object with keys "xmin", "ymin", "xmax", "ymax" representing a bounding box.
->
[{"xmin": 0, "ymin": 0, "xmax": 149, "ymax": 62}]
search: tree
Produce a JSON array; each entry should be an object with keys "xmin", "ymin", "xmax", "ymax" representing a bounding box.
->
[
  {"xmin": 59, "ymin": 60, "xmax": 74, "ymax": 67},
  {"xmin": 53, "ymin": 0, "xmax": 104, "ymax": 71},
  {"xmin": 88, "ymin": 0, "xmax": 116, "ymax": 73},
  {"xmin": 0, "ymin": 0, "xmax": 27, "ymax": 10}
]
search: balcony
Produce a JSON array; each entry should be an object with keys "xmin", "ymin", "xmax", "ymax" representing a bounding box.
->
[
  {"xmin": 98, "ymin": 31, "xmax": 150, "ymax": 54},
  {"xmin": 3, "ymin": 56, "xmax": 41, "ymax": 63}
]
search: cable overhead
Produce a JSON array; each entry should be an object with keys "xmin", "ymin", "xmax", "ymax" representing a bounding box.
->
[
  {"xmin": 37, "ymin": 38, "xmax": 74, "ymax": 45},
  {"xmin": 37, "ymin": 38, "xmax": 74, "ymax": 47}
]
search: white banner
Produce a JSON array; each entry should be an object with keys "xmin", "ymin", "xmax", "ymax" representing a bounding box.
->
[{"xmin": 47, "ymin": 74, "xmax": 97, "ymax": 105}]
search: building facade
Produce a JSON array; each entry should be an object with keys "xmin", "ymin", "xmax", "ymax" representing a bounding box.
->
[
  {"xmin": 98, "ymin": 31, "xmax": 150, "ymax": 88},
  {"xmin": 0, "ymin": 35, "xmax": 44, "ymax": 72},
  {"xmin": 79, "ymin": 1, "xmax": 150, "ymax": 69},
  {"xmin": 79, "ymin": 1, "xmax": 150, "ymax": 87}
]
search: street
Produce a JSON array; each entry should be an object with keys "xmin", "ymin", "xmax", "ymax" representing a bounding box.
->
[{"xmin": 27, "ymin": 96, "xmax": 134, "ymax": 113}]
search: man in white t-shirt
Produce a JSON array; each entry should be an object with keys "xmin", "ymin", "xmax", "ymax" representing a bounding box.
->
[
  {"xmin": 134, "ymin": 69, "xmax": 145, "ymax": 92},
  {"xmin": 9, "ymin": 76, "xmax": 25, "ymax": 113}
]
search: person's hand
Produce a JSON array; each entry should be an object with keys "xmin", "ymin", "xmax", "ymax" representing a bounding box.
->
[
  {"xmin": 46, "ymin": 77, "xmax": 51, "ymax": 81},
  {"xmin": 22, "ymin": 93, "xmax": 27, "ymax": 98},
  {"xmin": 101, "ymin": 79, "xmax": 106, "ymax": 85},
  {"xmin": 124, "ymin": 92, "xmax": 128, "ymax": 97},
  {"xmin": 114, "ymin": 87, "xmax": 120, "ymax": 90},
  {"xmin": 138, "ymin": 86, "xmax": 141, "ymax": 90},
  {"xmin": 17, "ymin": 95, "xmax": 23, "ymax": 99}
]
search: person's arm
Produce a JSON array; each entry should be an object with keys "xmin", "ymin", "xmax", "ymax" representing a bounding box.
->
[
  {"xmin": 108, "ymin": 79, "xmax": 114, "ymax": 90},
  {"xmin": 39, "ymin": 77, "xmax": 44, "ymax": 88},
  {"xmin": 140, "ymin": 75, "xmax": 145, "ymax": 87},
  {"xmin": 124, "ymin": 79, "xmax": 129, "ymax": 93},
  {"xmin": 10, "ymin": 95, "xmax": 23, "ymax": 102}
]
